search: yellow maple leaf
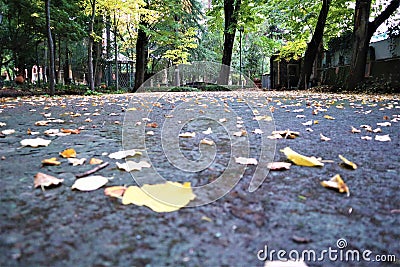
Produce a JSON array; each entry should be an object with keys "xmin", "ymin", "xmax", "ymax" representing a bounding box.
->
[
  {"xmin": 280, "ymin": 147, "xmax": 324, "ymax": 167},
  {"xmin": 122, "ymin": 182, "xmax": 196, "ymax": 212},
  {"xmin": 60, "ymin": 148, "xmax": 77, "ymax": 158}
]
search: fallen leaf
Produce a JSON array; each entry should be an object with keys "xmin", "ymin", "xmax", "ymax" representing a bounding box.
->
[
  {"xmin": 219, "ymin": 118, "xmax": 227, "ymax": 123},
  {"xmin": 252, "ymin": 129, "xmax": 263, "ymax": 134},
  {"xmin": 351, "ymin": 126, "xmax": 361, "ymax": 133},
  {"xmin": 233, "ymin": 129, "xmax": 247, "ymax": 137},
  {"xmin": 361, "ymin": 136, "xmax": 372, "ymax": 140},
  {"xmin": 179, "ymin": 132, "xmax": 196, "ymax": 138},
  {"xmin": 68, "ymin": 158, "xmax": 86, "ymax": 166},
  {"xmin": 0, "ymin": 122, "xmax": 6, "ymax": 127},
  {"xmin": 20, "ymin": 138, "xmax": 51, "ymax": 147},
  {"xmin": 271, "ymin": 130, "xmax": 300, "ymax": 139},
  {"xmin": 321, "ymin": 174, "xmax": 350, "ymax": 196},
  {"xmin": 1, "ymin": 129, "xmax": 15, "ymax": 135},
  {"xmin": 104, "ymin": 186, "xmax": 127, "ymax": 198},
  {"xmin": 302, "ymin": 120, "xmax": 313, "ymax": 126},
  {"xmin": 267, "ymin": 162, "xmax": 291, "ymax": 171},
  {"xmin": 373, "ymin": 127, "xmax": 382, "ymax": 133},
  {"xmin": 41, "ymin": 157, "xmax": 61, "ymax": 166},
  {"xmin": 377, "ymin": 122, "xmax": 391, "ymax": 127},
  {"xmin": 61, "ymin": 128, "xmax": 81, "ymax": 134},
  {"xmin": 202, "ymin": 127, "xmax": 212, "ymax": 134},
  {"xmin": 200, "ymin": 138, "xmax": 215, "ymax": 146},
  {"xmin": 280, "ymin": 147, "xmax": 323, "ymax": 167},
  {"xmin": 108, "ymin": 149, "xmax": 142, "ymax": 159},
  {"xmin": 71, "ymin": 175, "xmax": 109, "ymax": 191},
  {"xmin": 35, "ymin": 120, "xmax": 49, "ymax": 126},
  {"xmin": 34, "ymin": 172, "xmax": 64, "ymax": 189},
  {"xmin": 60, "ymin": 148, "xmax": 77, "ymax": 158},
  {"xmin": 27, "ymin": 128, "xmax": 40, "ymax": 135},
  {"xmin": 89, "ymin": 158, "xmax": 103, "ymax": 165},
  {"xmin": 339, "ymin": 154, "xmax": 357, "ymax": 170},
  {"xmin": 116, "ymin": 160, "xmax": 151, "ymax": 172},
  {"xmin": 320, "ymin": 133, "xmax": 331, "ymax": 141},
  {"xmin": 324, "ymin": 115, "xmax": 335, "ymax": 120},
  {"xmin": 375, "ymin": 134, "xmax": 391, "ymax": 142},
  {"xmin": 254, "ymin": 115, "xmax": 272, "ymax": 121},
  {"xmin": 146, "ymin": 122, "xmax": 158, "ymax": 128},
  {"xmin": 235, "ymin": 157, "xmax": 258, "ymax": 165},
  {"xmin": 201, "ymin": 215, "xmax": 213, "ymax": 222},
  {"xmin": 122, "ymin": 182, "xmax": 196, "ymax": 212},
  {"xmin": 146, "ymin": 131, "xmax": 155, "ymax": 135}
]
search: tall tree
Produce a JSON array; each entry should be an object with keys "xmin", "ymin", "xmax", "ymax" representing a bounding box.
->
[
  {"xmin": 346, "ymin": 0, "xmax": 400, "ymax": 90},
  {"xmin": 87, "ymin": 0, "xmax": 96, "ymax": 91},
  {"xmin": 218, "ymin": 0, "xmax": 241, "ymax": 84},
  {"xmin": 297, "ymin": 0, "xmax": 331, "ymax": 89},
  {"xmin": 134, "ymin": 19, "xmax": 149, "ymax": 91},
  {"xmin": 45, "ymin": 0, "xmax": 56, "ymax": 95}
]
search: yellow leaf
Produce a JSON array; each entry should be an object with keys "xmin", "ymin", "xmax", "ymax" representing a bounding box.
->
[
  {"xmin": 321, "ymin": 174, "xmax": 350, "ymax": 196},
  {"xmin": 89, "ymin": 158, "xmax": 103, "ymax": 165},
  {"xmin": 338, "ymin": 155, "xmax": 357, "ymax": 170},
  {"xmin": 280, "ymin": 147, "xmax": 323, "ymax": 167},
  {"xmin": 60, "ymin": 148, "xmax": 77, "ymax": 158},
  {"xmin": 324, "ymin": 115, "xmax": 335, "ymax": 120},
  {"xmin": 122, "ymin": 182, "xmax": 196, "ymax": 212},
  {"xmin": 42, "ymin": 157, "xmax": 61, "ymax": 166}
]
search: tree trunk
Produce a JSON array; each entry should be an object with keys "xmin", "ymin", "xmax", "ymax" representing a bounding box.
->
[
  {"xmin": 87, "ymin": 0, "xmax": 96, "ymax": 91},
  {"xmin": 45, "ymin": 0, "xmax": 55, "ymax": 95},
  {"xmin": 297, "ymin": 0, "xmax": 331, "ymax": 89},
  {"xmin": 133, "ymin": 20, "xmax": 149, "ymax": 92},
  {"xmin": 218, "ymin": 0, "xmax": 241, "ymax": 85},
  {"xmin": 63, "ymin": 42, "xmax": 70, "ymax": 84},
  {"xmin": 346, "ymin": 0, "xmax": 399, "ymax": 90}
]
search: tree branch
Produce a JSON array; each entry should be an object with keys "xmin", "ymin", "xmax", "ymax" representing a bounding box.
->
[{"xmin": 368, "ymin": 0, "xmax": 400, "ymax": 38}]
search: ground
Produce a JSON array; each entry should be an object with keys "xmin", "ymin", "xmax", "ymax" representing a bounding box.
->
[{"xmin": 0, "ymin": 90, "xmax": 399, "ymax": 267}]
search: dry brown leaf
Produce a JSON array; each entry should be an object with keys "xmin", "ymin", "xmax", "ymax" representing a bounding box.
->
[
  {"xmin": 61, "ymin": 128, "xmax": 81, "ymax": 134},
  {"xmin": 35, "ymin": 120, "xmax": 49, "ymax": 126},
  {"xmin": 146, "ymin": 122, "xmax": 158, "ymax": 128},
  {"xmin": 60, "ymin": 148, "xmax": 77, "ymax": 158},
  {"xmin": 34, "ymin": 172, "xmax": 64, "ymax": 189}
]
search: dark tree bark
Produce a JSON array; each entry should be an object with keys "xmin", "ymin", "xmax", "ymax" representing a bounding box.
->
[
  {"xmin": 133, "ymin": 20, "xmax": 149, "ymax": 92},
  {"xmin": 297, "ymin": 0, "xmax": 331, "ymax": 89},
  {"xmin": 87, "ymin": 0, "xmax": 96, "ymax": 91},
  {"xmin": 346, "ymin": 0, "xmax": 399, "ymax": 90},
  {"xmin": 218, "ymin": 0, "xmax": 242, "ymax": 84},
  {"xmin": 45, "ymin": 0, "xmax": 55, "ymax": 95}
]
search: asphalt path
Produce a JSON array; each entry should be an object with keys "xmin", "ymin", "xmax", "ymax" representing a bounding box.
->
[{"xmin": 0, "ymin": 91, "xmax": 399, "ymax": 266}]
